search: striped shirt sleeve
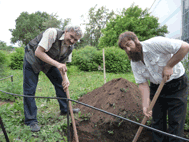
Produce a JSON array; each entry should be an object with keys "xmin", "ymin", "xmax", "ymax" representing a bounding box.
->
[{"xmin": 38, "ymin": 28, "xmax": 57, "ymax": 52}]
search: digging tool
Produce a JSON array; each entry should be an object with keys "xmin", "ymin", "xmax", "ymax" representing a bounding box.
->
[
  {"xmin": 132, "ymin": 78, "xmax": 166, "ymax": 142},
  {"xmin": 61, "ymin": 72, "xmax": 79, "ymax": 142}
]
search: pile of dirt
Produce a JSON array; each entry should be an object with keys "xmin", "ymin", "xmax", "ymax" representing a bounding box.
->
[{"xmin": 74, "ymin": 78, "xmax": 152, "ymax": 142}]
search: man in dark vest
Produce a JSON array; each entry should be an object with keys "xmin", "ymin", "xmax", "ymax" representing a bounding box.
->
[{"xmin": 23, "ymin": 25, "xmax": 83, "ymax": 132}]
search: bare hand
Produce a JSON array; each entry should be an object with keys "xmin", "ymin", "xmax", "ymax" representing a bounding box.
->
[
  {"xmin": 162, "ymin": 66, "xmax": 173, "ymax": 82},
  {"xmin": 143, "ymin": 107, "xmax": 152, "ymax": 119},
  {"xmin": 57, "ymin": 64, "xmax": 67, "ymax": 74}
]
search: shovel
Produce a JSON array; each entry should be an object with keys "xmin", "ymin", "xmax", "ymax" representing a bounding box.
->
[
  {"xmin": 61, "ymin": 72, "xmax": 79, "ymax": 142},
  {"xmin": 132, "ymin": 78, "xmax": 166, "ymax": 142}
]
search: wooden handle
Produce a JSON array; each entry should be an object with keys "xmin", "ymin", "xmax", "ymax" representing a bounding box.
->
[
  {"xmin": 66, "ymin": 89, "xmax": 79, "ymax": 142},
  {"xmin": 61, "ymin": 72, "xmax": 79, "ymax": 142},
  {"xmin": 132, "ymin": 79, "xmax": 165, "ymax": 142}
]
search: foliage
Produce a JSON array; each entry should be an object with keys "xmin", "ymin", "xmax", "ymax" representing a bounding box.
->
[
  {"xmin": 0, "ymin": 79, "xmax": 23, "ymax": 101},
  {"xmin": 0, "ymin": 40, "xmax": 13, "ymax": 51},
  {"xmin": 98, "ymin": 4, "xmax": 168, "ymax": 49},
  {"xmin": 10, "ymin": 11, "xmax": 49, "ymax": 45},
  {"xmin": 61, "ymin": 18, "xmax": 71, "ymax": 30},
  {"xmin": 9, "ymin": 11, "xmax": 69, "ymax": 46},
  {"xmin": 69, "ymin": 46, "xmax": 131, "ymax": 73},
  {"xmin": 9, "ymin": 47, "xmax": 24, "ymax": 70},
  {"xmin": 0, "ymin": 40, "xmax": 7, "ymax": 47},
  {"xmin": 81, "ymin": 5, "xmax": 115, "ymax": 48},
  {"xmin": 0, "ymin": 50, "xmax": 8, "ymax": 77},
  {"xmin": 103, "ymin": 47, "xmax": 131, "ymax": 73},
  {"xmin": 42, "ymin": 13, "xmax": 62, "ymax": 30},
  {"xmin": 71, "ymin": 46, "xmax": 100, "ymax": 71}
]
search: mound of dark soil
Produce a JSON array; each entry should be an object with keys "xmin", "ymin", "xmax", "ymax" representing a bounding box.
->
[{"xmin": 73, "ymin": 78, "xmax": 152, "ymax": 142}]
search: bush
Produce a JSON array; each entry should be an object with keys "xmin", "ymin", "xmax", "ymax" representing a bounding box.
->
[
  {"xmin": 0, "ymin": 46, "xmax": 14, "ymax": 51},
  {"xmin": 72, "ymin": 46, "xmax": 100, "ymax": 71},
  {"xmin": 69, "ymin": 46, "xmax": 131, "ymax": 73},
  {"xmin": 103, "ymin": 47, "xmax": 131, "ymax": 73},
  {"xmin": 0, "ymin": 50, "xmax": 8, "ymax": 77},
  {"xmin": 9, "ymin": 47, "xmax": 24, "ymax": 70}
]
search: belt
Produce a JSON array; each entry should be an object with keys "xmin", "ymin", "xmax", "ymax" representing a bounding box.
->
[{"xmin": 173, "ymin": 73, "xmax": 185, "ymax": 81}]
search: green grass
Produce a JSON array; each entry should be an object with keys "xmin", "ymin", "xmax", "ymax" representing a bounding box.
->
[
  {"xmin": 1, "ymin": 66, "xmax": 189, "ymax": 141},
  {"xmin": 0, "ymin": 66, "xmax": 135, "ymax": 142}
]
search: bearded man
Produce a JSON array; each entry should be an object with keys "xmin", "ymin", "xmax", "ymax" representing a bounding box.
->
[
  {"xmin": 118, "ymin": 31, "xmax": 189, "ymax": 142},
  {"xmin": 23, "ymin": 25, "xmax": 82, "ymax": 132}
]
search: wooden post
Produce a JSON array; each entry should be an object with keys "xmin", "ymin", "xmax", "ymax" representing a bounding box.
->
[{"xmin": 103, "ymin": 49, "xmax": 106, "ymax": 84}]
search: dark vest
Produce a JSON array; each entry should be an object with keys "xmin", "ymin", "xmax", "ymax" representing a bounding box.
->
[{"xmin": 25, "ymin": 29, "xmax": 74, "ymax": 74}]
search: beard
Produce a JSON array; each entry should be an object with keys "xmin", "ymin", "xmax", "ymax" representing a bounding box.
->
[{"xmin": 126, "ymin": 42, "xmax": 143, "ymax": 62}]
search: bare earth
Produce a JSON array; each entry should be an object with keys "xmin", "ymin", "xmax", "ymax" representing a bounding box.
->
[{"xmin": 73, "ymin": 78, "xmax": 152, "ymax": 142}]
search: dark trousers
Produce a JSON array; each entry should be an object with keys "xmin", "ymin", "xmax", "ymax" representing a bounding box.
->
[
  {"xmin": 150, "ymin": 73, "xmax": 188, "ymax": 142},
  {"xmin": 23, "ymin": 56, "xmax": 68, "ymax": 126}
]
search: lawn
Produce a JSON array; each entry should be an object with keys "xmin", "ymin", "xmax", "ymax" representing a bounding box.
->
[{"xmin": 0, "ymin": 66, "xmax": 135, "ymax": 142}]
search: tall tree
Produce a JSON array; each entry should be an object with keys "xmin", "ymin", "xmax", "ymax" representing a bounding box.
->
[
  {"xmin": 9, "ymin": 11, "xmax": 63, "ymax": 45},
  {"xmin": 0, "ymin": 41, "xmax": 7, "ymax": 48},
  {"xmin": 98, "ymin": 4, "xmax": 168, "ymax": 49},
  {"xmin": 61, "ymin": 18, "xmax": 71, "ymax": 30},
  {"xmin": 42, "ymin": 13, "xmax": 62, "ymax": 29},
  {"xmin": 82, "ymin": 5, "xmax": 115, "ymax": 48}
]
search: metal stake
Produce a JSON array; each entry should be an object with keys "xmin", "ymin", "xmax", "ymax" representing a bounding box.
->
[{"xmin": 0, "ymin": 115, "xmax": 9, "ymax": 142}]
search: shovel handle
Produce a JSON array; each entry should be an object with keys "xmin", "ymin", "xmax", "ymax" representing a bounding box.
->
[
  {"xmin": 132, "ymin": 79, "xmax": 166, "ymax": 142},
  {"xmin": 61, "ymin": 72, "xmax": 79, "ymax": 142}
]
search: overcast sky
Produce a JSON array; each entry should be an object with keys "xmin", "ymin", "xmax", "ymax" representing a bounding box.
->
[{"xmin": 0, "ymin": 0, "xmax": 182, "ymax": 47}]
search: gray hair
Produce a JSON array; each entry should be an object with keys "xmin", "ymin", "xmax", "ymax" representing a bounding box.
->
[{"xmin": 64, "ymin": 25, "xmax": 83, "ymax": 38}]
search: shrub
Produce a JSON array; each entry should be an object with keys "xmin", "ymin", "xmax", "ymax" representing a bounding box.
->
[
  {"xmin": 72, "ymin": 46, "xmax": 99, "ymax": 71},
  {"xmin": 103, "ymin": 47, "xmax": 131, "ymax": 73},
  {"xmin": 69, "ymin": 46, "xmax": 131, "ymax": 73},
  {"xmin": 9, "ymin": 47, "xmax": 24, "ymax": 70},
  {"xmin": 0, "ymin": 50, "xmax": 8, "ymax": 77},
  {"xmin": 0, "ymin": 46, "xmax": 14, "ymax": 51}
]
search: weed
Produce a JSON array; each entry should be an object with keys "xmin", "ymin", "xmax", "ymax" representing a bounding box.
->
[
  {"xmin": 108, "ymin": 130, "xmax": 114, "ymax": 135},
  {"xmin": 120, "ymin": 88, "xmax": 129, "ymax": 93},
  {"xmin": 79, "ymin": 113, "xmax": 91, "ymax": 121}
]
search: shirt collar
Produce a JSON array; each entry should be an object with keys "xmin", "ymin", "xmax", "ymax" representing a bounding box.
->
[
  {"xmin": 140, "ymin": 42, "xmax": 148, "ymax": 53},
  {"xmin": 60, "ymin": 34, "xmax": 72, "ymax": 48},
  {"xmin": 59, "ymin": 33, "xmax": 65, "ymax": 40}
]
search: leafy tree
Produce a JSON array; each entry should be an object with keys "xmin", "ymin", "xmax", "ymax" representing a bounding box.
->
[
  {"xmin": 42, "ymin": 13, "xmax": 62, "ymax": 29},
  {"xmin": 0, "ymin": 40, "xmax": 7, "ymax": 48},
  {"xmin": 98, "ymin": 4, "xmax": 168, "ymax": 49},
  {"xmin": 9, "ymin": 11, "xmax": 64, "ymax": 45},
  {"xmin": 0, "ymin": 41, "xmax": 13, "ymax": 51},
  {"xmin": 61, "ymin": 18, "xmax": 71, "ymax": 30},
  {"xmin": 82, "ymin": 5, "xmax": 115, "ymax": 48}
]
